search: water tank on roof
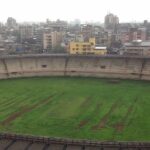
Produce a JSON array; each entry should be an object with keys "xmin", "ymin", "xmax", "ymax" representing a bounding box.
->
[{"xmin": 132, "ymin": 40, "xmax": 142, "ymax": 45}]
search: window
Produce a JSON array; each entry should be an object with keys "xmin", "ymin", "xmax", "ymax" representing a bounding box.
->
[
  {"xmin": 100, "ymin": 65, "xmax": 106, "ymax": 69},
  {"xmin": 41, "ymin": 65, "xmax": 47, "ymax": 68}
]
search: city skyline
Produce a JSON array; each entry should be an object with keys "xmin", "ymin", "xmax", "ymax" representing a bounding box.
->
[{"xmin": 0, "ymin": 0, "xmax": 150, "ymax": 23}]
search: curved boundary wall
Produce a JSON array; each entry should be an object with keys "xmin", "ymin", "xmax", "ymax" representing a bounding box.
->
[{"xmin": 0, "ymin": 54, "xmax": 150, "ymax": 80}]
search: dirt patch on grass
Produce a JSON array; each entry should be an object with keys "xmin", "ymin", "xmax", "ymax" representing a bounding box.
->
[
  {"xmin": 36, "ymin": 94, "xmax": 56, "ymax": 106},
  {"xmin": 113, "ymin": 98, "xmax": 138, "ymax": 133},
  {"xmin": 1, "ymin": 106, "xmax": 35, "ymax": 126},
  {"xmin": 78, "ymin": 120, "xmax": 89, "ymax": 128},
  {"xmin": 92, "ymin": 101, "xmax": 119, "ymax": 130},
  {"xmin": 77, "ymin": 96, "xmax": 92, "ymax": 128},
  {"xmin": 114, "ymin": 123, "xmax": 124, "ymax": 132},
  {"xmin": 1, "ymin": 94, "xmax": 55, "ymax": 126},
  {"xmin": 78, "ymin": 102, "xmax": 102, "ymax": 128}
]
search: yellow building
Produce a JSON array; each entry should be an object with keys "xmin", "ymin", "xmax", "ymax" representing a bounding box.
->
[{"xmin": 69, "ymin": 38, "xmax": 107, "ymax": 55}]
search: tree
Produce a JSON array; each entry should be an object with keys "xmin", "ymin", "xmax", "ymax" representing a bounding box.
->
[{"xmin": 52, "ymin": 45, "xmax": 67, "ymax": 53}]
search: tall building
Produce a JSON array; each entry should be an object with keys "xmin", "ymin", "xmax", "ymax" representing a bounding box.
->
[
  {"xmin": 7, "ymin": 17, "xmax": 17, "ymax": 28},
  {"xmin": 80, "ymin": 24, "xmax": 94, "ymax": 41},
  {"xmin": 104, "ymin": 13, "xmax": 119, "ymax": 30},
  {"xmin": 19, "ymin": 25, "xmax": 33, "ymax": 42},
  {"xmin": 43, "ymin": 31, "xmax": 64, "ymax": 50},
  {"xmin": 33, "ymin": 25, "xmax": 44, "ymax": 46},
  {"xmin": 46, "ymin": 19, "xmax": 68, "ymax": 32}
]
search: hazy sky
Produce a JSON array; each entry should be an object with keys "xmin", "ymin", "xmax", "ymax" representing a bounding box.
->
[{"xmin": 0, "ymin": 0, "xmax": 150, "ymax": 23}]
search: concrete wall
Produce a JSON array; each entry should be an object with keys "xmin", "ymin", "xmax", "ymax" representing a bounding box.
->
[{"xmin": 0, "ymin": 54, "xmax": 150, "ymax": 80}]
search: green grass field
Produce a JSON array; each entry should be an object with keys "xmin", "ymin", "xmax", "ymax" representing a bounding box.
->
[{"xmin": 0, "ymin": 77, "xmax": 149, "ymax": 141}]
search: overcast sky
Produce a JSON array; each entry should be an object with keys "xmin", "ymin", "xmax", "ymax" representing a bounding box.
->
[{"xmin": 0, "ymin": 0, "xmax": 150, "ymax": 23}]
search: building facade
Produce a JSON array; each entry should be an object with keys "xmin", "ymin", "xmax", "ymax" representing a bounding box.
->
[
  {"xmin": 122, "ymin": 40, "xmax": 150, "ymax": 56},
  {"xmin": 104, "ymin": 13, "xmax": 119, "ymax": 30},
  {"xmin": 7, "ymin": 17, "xmax": 17, "ymax": 28},
  {"xmin": 69, "ymin": 38, "xmax": 107, "ymax": 55},
  {"xmin": 19, "ymin": 25, "xmax": 33, "ymax": 42},
  {"xmin": 43, "ymin": 31, "xmax": 64, "ymax": 50}
]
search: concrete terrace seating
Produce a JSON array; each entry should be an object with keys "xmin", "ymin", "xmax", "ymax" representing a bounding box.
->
[{"xmin": 0, "ymin": 54, "xmax": 150, "ymax": 80}]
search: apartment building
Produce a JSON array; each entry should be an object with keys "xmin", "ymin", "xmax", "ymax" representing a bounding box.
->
[{"xmin": 69, "ymin": 38, "xmax": 107, "ymax": 55}]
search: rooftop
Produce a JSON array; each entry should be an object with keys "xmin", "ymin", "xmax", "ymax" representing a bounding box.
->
[
  {"xmin": 94, "ymin": 46, "xmax": 107, "ymax": 50},
  {"xmin": 124, "ymin": 41, "xmax": 150, "ymax": 47}
]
